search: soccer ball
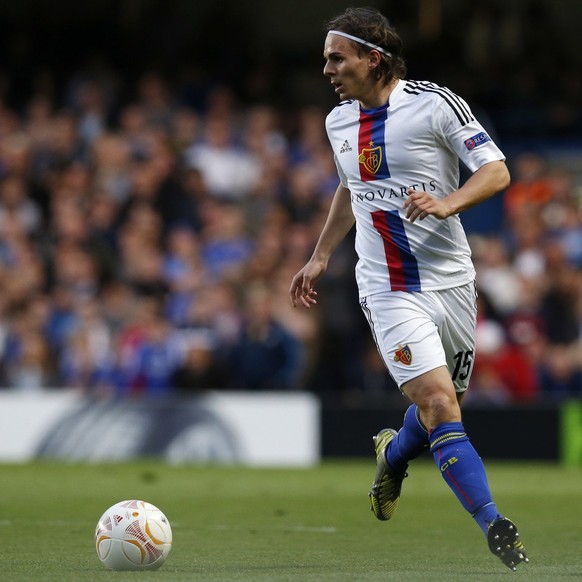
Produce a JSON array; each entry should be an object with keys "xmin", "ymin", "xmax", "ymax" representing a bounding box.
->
[{"xmin": 95, "ymin": 500, "xmax": 172, "ymax": 571}]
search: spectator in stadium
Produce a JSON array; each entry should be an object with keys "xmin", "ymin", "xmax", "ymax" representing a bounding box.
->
[
  {"xmin": 113, "ymin": 295, "xmax": 179, "ymax": 396},
  {"xmin": 198, "ymin": 199, "xmax": 254, "ymax": 283},
  {"xmin": 172, "ymin": 334, "xmax": 229, "ymax": 392},
  {"xmin": 0, "ymin": 175, "xmax": 42, "ymax": 236},
  {"xmin": 283, "ymin": 162, "xmax": 328, "ymax": 226},
  {"xmin": 135, "ymin": 72, "xmax": 175, "ymax": 131},
  {"xmin": 0, "ymin": 219, "xmax": 45, "ymax": 308},
  {"xmin": 543, "ymin": 167, "xmax": 582, "ymax": 268},
  {"xmin": 162, "ymin": 224, "xmax": 204, "ymax": 326},
  {"xmin": 184, "ymin": 116, "xmax": 262, "ymax": 201},
  {"xmin": 473, "ymin": 236, "xmax": 522, "ymax": 317},
  {"xmin": 230, "ymin": 281, "xmax": 304, "ymax": 391},
  {"xmin": 3, "ymin": 328, "xmax": 54, "ymax": 391},
  {"xmin": 504, "ymin": 152, "xmax": 553, "ymax": 221},
  {"xmin": 537, "ymin": 343, "xmax": 582, "ymax": 400},
  {"xmin": 289, "ymin": 7, "xmax": 527, "ymax": 570}
]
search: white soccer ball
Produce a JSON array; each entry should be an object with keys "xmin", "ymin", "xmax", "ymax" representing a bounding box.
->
[{"xmin": 95, "ymin": 500, "xmax": 172, "ymax": 571}]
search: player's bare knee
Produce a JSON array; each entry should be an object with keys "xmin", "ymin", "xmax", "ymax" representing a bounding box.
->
[
  {"xmin": 418, "ymin": 392, "xmax": 460, "ymax": 428},
  {"xmin": 430, "ymin": 398, "xmax": 459, "ymax": 424}
]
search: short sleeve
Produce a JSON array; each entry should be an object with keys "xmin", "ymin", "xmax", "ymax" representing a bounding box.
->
[
  {"xmin": 333, "ymin": 154, "xmax": 349, "ymax": 187},
  {"xmin": 432, "ymin": 93, "xmax": 505, "ymax": 173}
]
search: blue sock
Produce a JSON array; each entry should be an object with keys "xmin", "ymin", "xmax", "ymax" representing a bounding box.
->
[
  {"xmin": 386, "ymin": 404, "xmax": 429, "ymax": 473},
  {"xmin": 429, "ymin": 421, "xmax": 501, "ymax": 536}
]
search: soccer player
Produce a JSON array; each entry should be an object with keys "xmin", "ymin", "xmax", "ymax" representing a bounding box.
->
[{"xmin": 289, "ymin": 7, "xmax": 528, "ymax": 571}]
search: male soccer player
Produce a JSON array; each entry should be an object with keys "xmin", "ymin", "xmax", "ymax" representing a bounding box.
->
[{"xmin": 289, "ymin": 6, "xmax": 528, "ymax": 571}]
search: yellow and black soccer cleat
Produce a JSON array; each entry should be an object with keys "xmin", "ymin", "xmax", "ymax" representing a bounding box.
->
[
  {"xmin": 368, "ymin": 428, "xmax": 407, "ymax": 521},
  {"xmin": 487, "ymin": 516, "xmax": 529, "ymax": 571}
]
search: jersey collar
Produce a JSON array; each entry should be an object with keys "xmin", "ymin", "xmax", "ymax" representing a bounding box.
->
[{"xmin": 359, "ymin": 79, "xmax": 406, "ymax": 115}]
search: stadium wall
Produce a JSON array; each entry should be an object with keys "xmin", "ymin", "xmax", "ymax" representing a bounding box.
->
[
  {"xmin": 321, "ymin": 402, "xmax": 582, "ymax": 464},
  {"xmin": 1, "ymin": 392, "xmax": 580, "ymax": 465}
]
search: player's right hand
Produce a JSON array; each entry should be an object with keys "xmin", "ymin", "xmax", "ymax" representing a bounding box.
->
[{"xmin": 289, "ymin": 262, "xmax": 324, "ymax": 308}]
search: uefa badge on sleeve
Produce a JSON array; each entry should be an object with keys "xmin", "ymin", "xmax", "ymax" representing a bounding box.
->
[{"xmin": 464, "ymin": 131, "xmax": 491, "ymax": 150}]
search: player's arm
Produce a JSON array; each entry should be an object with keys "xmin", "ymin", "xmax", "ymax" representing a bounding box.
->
[
  {"xmin": 289, "ymin": 184, "xmax": 354, "ymax": 308},
  {"xmin": 404, "ymin": 160, "xmax": 510, "ymax": 223}
]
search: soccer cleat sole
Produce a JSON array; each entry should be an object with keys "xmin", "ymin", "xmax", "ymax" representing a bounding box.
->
[
  {"xmin": 368, "ymin": 429, "xmax": 406, "ymax": 521},
  {"xmin": 487, "ymin": 517, "xmax": 529, "ymax": 571}
]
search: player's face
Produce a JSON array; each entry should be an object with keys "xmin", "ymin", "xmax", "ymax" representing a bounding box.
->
[{"xmin": 323, "ymin": 34, "xmax": 376, "ymax": 106}]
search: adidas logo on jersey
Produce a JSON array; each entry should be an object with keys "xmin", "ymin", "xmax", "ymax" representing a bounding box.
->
[{"xmin": 339, "ymin": 140, "xmax": 352, "ymax": 153}]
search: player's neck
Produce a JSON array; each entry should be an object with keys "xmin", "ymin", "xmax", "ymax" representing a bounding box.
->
[{"xmin": 359, "ymin": 77, "xmax": 400, "ymax": 110}]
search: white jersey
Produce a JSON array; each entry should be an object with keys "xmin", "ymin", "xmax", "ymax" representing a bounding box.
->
[{"xmin": 326, "ymin": 78, "xmax": 505, "ymax": 297}]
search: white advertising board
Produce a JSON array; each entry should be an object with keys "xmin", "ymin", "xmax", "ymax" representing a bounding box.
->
[{"xmin": 0, "ymin": 391, "xmax": 320, "ymax": 467}]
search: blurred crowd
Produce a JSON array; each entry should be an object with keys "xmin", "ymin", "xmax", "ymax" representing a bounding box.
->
[{"xmin": 0, "ymin": 70, "xmax": 580, "ymax": 405}]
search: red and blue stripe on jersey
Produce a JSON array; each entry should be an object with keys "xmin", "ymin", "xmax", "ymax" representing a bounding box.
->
[
  {"xmin": 371, "ymin": 210, "xmax": 421, "ymax": 292},
  {"xmin": 358, "ymin": 106, "xmax": 390, "ymax": 181}
]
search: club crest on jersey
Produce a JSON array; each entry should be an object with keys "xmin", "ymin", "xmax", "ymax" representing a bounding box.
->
[
  {"xmin": 358, "ymin": 145, "xmax": 383, "ymax": 175},
  {"xmin": 393, "ymin": 344, "xmax": 412, "ymax": 365},
  {"xmin": 464, "ymin": 131, "xmax": 491, "ymax": 150}
]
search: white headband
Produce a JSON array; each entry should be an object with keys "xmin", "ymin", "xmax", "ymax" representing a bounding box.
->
[{"xmin": 328, "ymin": 30, "xmax": 392, "ymax": 57}]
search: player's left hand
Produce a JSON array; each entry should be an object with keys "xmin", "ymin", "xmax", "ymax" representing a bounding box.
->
[{"xmin": 403, "ymin": 189, "xmax": 451, "ymax": 222}]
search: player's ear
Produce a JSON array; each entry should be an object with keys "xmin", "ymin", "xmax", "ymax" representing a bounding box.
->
[{"xmin": 368, "ymin": 49, "xmax": 382, "ymax": 68}]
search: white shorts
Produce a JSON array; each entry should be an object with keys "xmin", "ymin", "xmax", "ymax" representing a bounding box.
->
[{"xmin": 360, "ymin": 282, "xmax": 477, "ymax": 393}]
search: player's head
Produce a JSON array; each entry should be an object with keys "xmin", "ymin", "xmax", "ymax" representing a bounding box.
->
[{"xmin": 324, "ymin": 7, "xmax": 406, "ymax": 86}]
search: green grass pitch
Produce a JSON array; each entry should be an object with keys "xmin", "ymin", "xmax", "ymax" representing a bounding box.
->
[{"xmin": 1, "ymin": 460, "xmax": 580, "ymax": 581}]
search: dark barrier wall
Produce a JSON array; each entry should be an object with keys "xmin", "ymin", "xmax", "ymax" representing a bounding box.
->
[{"xmin": 321, "ymin": 404, "xmax": 570, "ymax": 461}]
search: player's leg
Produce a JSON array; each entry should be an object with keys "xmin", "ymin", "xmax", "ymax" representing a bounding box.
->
[
  {"xmin": 368, "ymin": 402, "xmax": 430, "ymax": 521},
  {"xmin": 424, "ymin": 284, "xmax": 504, "ymax": 536},
  {"xmin": 361, "ymin": 292, "xmax": 441, "ymax": 521},
  {"xmin": 403, "ymin": 369, "xmax": 528, "ymax": 570},
  {"xmin": 403, "ymin": 366, "xmax": 501, "ymax": 534},
  {"xmin": 384, "ymin": 403, "xmax": 429, "ymax": 472},
  {"xmin": 364, "ymin": 286, "xmax": 528, "ymax": 569}
]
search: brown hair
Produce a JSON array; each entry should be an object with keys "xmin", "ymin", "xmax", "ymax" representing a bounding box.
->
[{"xmin": 324, "ymin": 6, "xmax": 407, "ymax": 85}]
